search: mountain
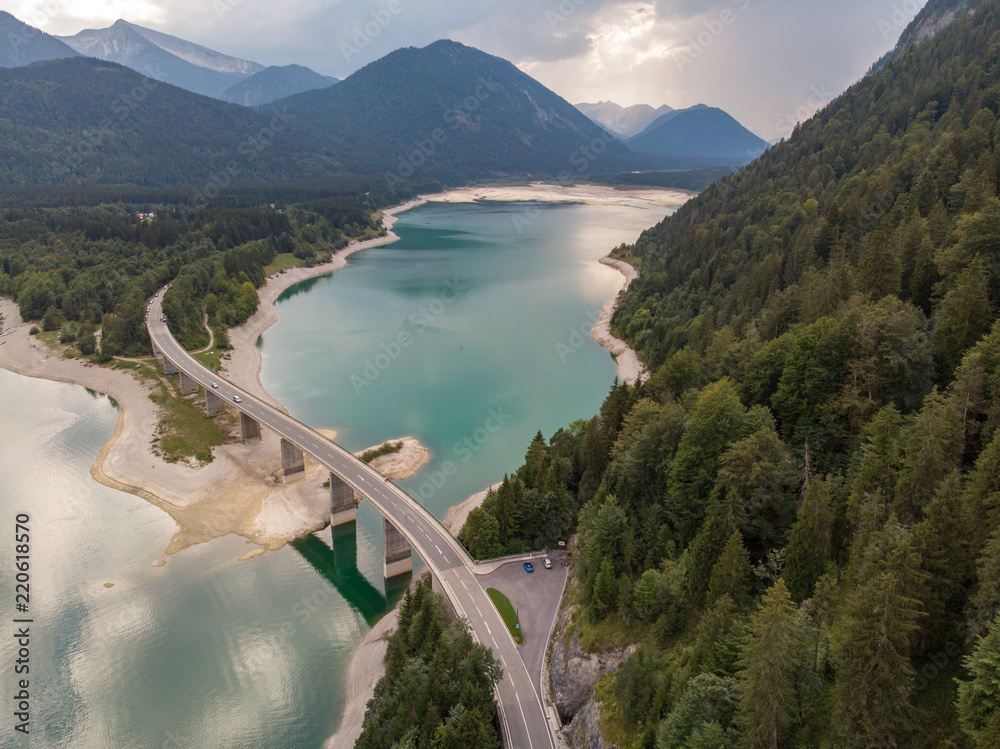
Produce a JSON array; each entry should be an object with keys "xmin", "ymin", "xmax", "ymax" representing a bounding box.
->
[
  {"xmin": 627, "ymin": 105, "xmax": 768, "ymax": 164},
  {"xmin": 575, "ymin": 101, "xmax": 674, "ymax": 138},
  {"xmin": 222, "ymin": 64, "xmax": 337, "ymax": 106},
  {"xmin": 0, "ymin": 11, "xmax": 79, "ymax": 67},
  {"xmin": 276, "ymin": 40, "xmax": 635, "ymax": 182},
  {"xmin": 0, "ymin": 57, "xmax": 343, "ymax": 186},
  {"xmin": 58, "ymin": 20, "xmax": 263, "ymax": 98}
]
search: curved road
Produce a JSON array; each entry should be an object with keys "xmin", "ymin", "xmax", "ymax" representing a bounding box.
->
[{"xmin": 146, "ymin": 291, "xmax": 554, "ymax": 749}]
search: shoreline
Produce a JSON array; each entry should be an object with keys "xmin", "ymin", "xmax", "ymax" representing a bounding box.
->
[{"xmin": 591, "ymin": 256, "xmax": 648, "ymax": 386}]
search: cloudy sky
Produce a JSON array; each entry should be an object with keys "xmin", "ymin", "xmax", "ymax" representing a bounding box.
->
[{"xmin": 3, "ymin": 0, "xmax": 926, "ymax": 139}]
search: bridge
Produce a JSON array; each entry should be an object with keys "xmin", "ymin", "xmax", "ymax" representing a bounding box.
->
[{"xmin": 146, "ymin": 291, "xmax": 556, "ymax": 749}]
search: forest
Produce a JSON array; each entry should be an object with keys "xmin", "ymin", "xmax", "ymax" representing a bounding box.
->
[
  {"xmin": 356, "ymin": 581, "xmax": 502, "ymax": 748},
  {"xmin": 460, "ymin": 3, "xmax": 1000, "ymax": 746},
  {"xmin": 0, "ymin": 186, "xmax": 402, "ymax": 356}
]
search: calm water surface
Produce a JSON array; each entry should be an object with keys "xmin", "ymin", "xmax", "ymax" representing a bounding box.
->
[{"xmin": 0, "ymin": 199, "xmax": 673, "ymax": 748}]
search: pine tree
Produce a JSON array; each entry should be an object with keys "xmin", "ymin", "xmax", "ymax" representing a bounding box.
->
[
  {"xmin": 932, "ymin": 255, "xmax": 993, "ymax": 381},
  {"xmin": 859, "ymin": 216, "xmax": 902, "ymax": 301},
  {"xmin": 892, "ymin": 387, "xmax": 964, "ymax": 524},
  {"xmin": 833, "ymin": 545, "xmax": 923, "ymax": 747},
  {"xmin": 688, "ymin": 491, "xmax": 743, "ymax": 608},
  {"xmin": 784, "ymin": 476, "xmax": 835, "ymax": 601},
  {"xmin": 911, "ymin": 471, "xmax": 974, "ymax": 649},
  {"xmin": 667, "ymin": 379, "xmax": 748, "ymax": 546},
  {"xmin": 969, "ymin": 528, "xmax": 1000, "ymax": 641},
  {"xmin": 956, "ymin": 613, "xmax": 1000, "ymax": 748},
  {"xmin": 706, "ymin": 531, "xmax": 753, "ymax": 611},
  {"xmin": 592, "ymin": 558, "xmax": 620, "ymax": 620},
  {"xmin": 736, "ymin": 580, "xmax": 807, "ymax": 749}
]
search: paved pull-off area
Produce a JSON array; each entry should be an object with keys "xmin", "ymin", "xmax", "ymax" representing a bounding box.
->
[{"xmin": 147, "ymin": 292, "xmax": 556, "ymax": 749}]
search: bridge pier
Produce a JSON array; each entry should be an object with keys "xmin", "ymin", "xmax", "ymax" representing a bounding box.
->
[
  {"xmin": 329, "ymin": 473, "xmax": 357, "ymax": 527},
  {"xmin": 179, "ymin": 371, "xmax": 199, "ymax": 395},
  {"xmin": 240, "ymin": 412, "xmax": 261, "ymax": 443},
  {"xmin": 160, "ymin": 354, "xmax": 178, "ymax": 376},
  {"xmin": 205, "ymin": 390, "xmax": 226, "ymax": 417},
  {"xmin": 383, "ymin": 517, "xmax": 413, "ymax": 578},
  {"xmin": 281, "ymin": 438, "xmax": 306, "ymax": 480}
]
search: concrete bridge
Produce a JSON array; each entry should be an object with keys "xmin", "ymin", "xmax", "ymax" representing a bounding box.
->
[{"xmin": 146, "ymin": 292, "xmax": 556, "ymax": 749}]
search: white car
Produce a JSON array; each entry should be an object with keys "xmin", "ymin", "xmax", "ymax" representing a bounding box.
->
[
  {"xmin": 211, "ymin": 382, "xmax": 218, "ymax": 389},
  {"xmin": 233, "ymin": 395, "xmax": 242, "ymax": 403},
  {"xmin": 543, "ymin": 558, "xmax": 552, "ymax": 569}
]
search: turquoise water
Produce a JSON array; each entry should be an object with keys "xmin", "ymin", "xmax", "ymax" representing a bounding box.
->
[
  {"xmin": 0, "ymin": 199, "xmax": 672, "ymax": 748},
  {"xmin": 261, "ymin": 201, "xmax": 672, "ymax": 518}
]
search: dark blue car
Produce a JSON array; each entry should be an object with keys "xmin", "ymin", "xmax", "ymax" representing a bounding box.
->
[{"xmin": 523, "ymin": 562, "xmax": 534, "ymax": 573}]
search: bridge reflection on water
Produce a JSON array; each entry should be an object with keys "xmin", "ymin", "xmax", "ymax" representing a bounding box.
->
[{"xmin": 292, "ymin": 526, "xmax": 411, "ymax": 626}]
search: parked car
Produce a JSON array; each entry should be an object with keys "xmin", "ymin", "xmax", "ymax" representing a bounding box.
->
[
  {"xmin": 543, "ymin": 558, "xmax": 552, "ymax": 569},
  {"xmin": 523, "ymin": 562, "xmax": 534, "ymax": 573}
]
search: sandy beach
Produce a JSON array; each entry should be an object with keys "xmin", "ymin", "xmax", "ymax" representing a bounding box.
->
[{"xmin": 591, "ymin": 256, "xmax": 648, "ymax": 385}]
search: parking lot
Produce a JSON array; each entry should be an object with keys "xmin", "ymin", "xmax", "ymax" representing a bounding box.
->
[{"xmin": 477, "ymin": 551, "xmax": 569, "ymax": 696}]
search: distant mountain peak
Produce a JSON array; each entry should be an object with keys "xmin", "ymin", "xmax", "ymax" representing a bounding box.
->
[
  {"xmin": 57, "ymin": 19, "xmax": 263, "ymax": 98},
  {"xmin": 575, "ymin": 101, "xmax": 675, "ymax": 138}
]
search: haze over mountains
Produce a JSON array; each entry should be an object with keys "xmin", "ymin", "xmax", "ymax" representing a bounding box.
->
[{"xmin": 575, "ymin": 101, "xmax": 675, "ymax": 138}]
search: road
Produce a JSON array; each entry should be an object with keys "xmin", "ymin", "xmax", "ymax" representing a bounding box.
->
[{"xmin": 146, "ymin": 291, "xmax": 555, "ymax": 749}]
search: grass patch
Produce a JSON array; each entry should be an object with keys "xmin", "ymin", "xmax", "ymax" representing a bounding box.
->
[
  {"xmin": 149, "ymin": 377, "xmax": 235, "ymax": 464},
  {"xmin": 486, "ymin": 587, "xmax": 524, "ymax": 645},
  {"xmin": 264, "ymin": 253, "xmax": 303, "ymax": 278},
  {"xmin": 192, "ymin": 348, "xmax": 226, "ymax": 373},
  {"xmin": 575, "ymin": 612, "xmax": 645, "ymax": 653},
  {"xmin": 360, "ymin": 440, "xmax": 404, "ymax": 464}
]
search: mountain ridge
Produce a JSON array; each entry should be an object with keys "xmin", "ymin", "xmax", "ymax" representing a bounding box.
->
[{"xmin": 0, "ymin": 10, "xmax": 79, "ymax": 67}]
